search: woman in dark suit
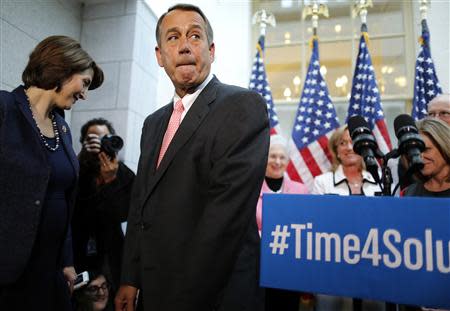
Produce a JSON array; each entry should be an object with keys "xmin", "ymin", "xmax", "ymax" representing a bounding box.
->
[{"xmin": 0, "ymin": 35, "xmax": 103, "ymax": 311}]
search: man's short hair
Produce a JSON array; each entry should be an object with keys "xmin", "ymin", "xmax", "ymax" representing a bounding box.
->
[
  {"xmin": 79, "ymin": 118, "xmax": 116, "ymax": 143},
  {"xmin": 155, "ymin": 3, "xmax": 214, "ymax": 46}
]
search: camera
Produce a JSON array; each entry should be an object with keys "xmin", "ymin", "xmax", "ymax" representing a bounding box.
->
[{"xmin": 101, "ymin": 134, "xmax": 123, "ymax": 158}]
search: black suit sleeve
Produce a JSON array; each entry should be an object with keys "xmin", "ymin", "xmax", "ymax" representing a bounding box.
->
[{"xmin": 181, "ymin": 91, "xmax": 269, "ymax": 307}]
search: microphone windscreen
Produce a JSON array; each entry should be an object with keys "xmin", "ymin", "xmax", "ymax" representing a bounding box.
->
[
  {"xmin": 348, "ymin": 115, "xmax": 369, "ymax": 136},
  {"xmin": 394, "ymin": 114, "xmax": 417, "ymax": 138}
]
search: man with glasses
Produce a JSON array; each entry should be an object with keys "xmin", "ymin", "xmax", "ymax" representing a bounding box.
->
[{"xmin": 427, "ymin": 94, "xmax": 450, "ymax": 125}]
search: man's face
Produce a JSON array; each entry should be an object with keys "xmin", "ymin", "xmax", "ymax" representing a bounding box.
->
[
  {"xmin": 427, "ymin": 96, "xmax": 450, "ymax": 125},
  {"xmin": 156, "ymin": 9, "xmax": 215, "ymax": 97}
]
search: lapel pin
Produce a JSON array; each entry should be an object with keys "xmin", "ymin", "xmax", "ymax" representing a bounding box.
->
[{"xmin": 61, "ymin": 125, "xmax": 67, "ymax": 133}]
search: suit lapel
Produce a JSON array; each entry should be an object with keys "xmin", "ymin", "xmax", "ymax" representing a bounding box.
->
[
  {"xmin": 13, "ymin": 86, "xmax": 42, "ymax": 138},
  {"xmin": 145, "ymin": 78, "xmax": 218, "ymax": 198},
  {"xmin": 152, "ymin": 105, "xmax": 173, "ymax": 172}
]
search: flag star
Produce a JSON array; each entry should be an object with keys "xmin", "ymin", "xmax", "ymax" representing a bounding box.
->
[
  {"xmin": 315, "ymin": 110, "xmax": 322, "ymax": 116},
  {"xmin": 297, "ymin": 115, "xmax": 304, "ymax": 121},
  {"xmin": 272, "ymin": 115, "xmax": 278, "ymax": 121},
  {"xmin": 314, "ymin": 119, "xmax": 321, "ymax": 125},
  {"xmin": 304, "ymin": 127, "xmax": 310, "ymax": 133},
  {"xmin": 307, "ymin": 108, "xmax": 313, "ymax": 113},
  {"xmin": 302, "ymin": 98, "xmax": 308, "ymax": 103},
  {"xmin": 257, "ymin": 85, "xmax": 262, "ymax": 90},
  {"xmin": 417, "ymin": 57, "xmax": 424, "ymax": 62},
  {"xmin": 355, "ymin": 83, "xmax": 362, "ymax": 90},
  {"xmin": 317, "ymin": 100, "xmax": 324, "ymax": 106},
  {"xmin": 249, "ymin": 83, "xmax": 255, "ymax": 88},
  {"xmin": 299, "ymin": 106, "xmax": 306, "ymax": 112},
  {"xmin": 426, "ymin": 68, "xmax": 434, "ymax": 75},
  {"xmin": 427, "ymin": 90, "xmax": 435, "ymax": 96},
  {"xmin": 373, "ymin": 87, "xmax": 379, "ymax": 93},
  {"xmin": 295, "ymin": 124, "xmax": 302, "ymax": 131},
  {"xmin": 309, "ymin": 98, "xmax": 314, "ymax": 103},
  {"xmin": 313, "ymin": 129, "xmax": 319, "ymax": 136},
  {"xmin": 354, "ymin": 93, "xmax": 361, "ymax": 100},
  {"xmin": 313, "ymin": 60, "xmax": 320, "ymax": 66},
  {"xmin": 319, "ymin": 90, "xmax": 325, "ymax": 97},
  {"xmin": 324, "ymin": 122, "xmax": 331, "ymax": 129},
  {"xmin": 302, "ymin": 137, "xmax": 308, "ymax": 143},
  {"xmin": 364, "ymin": 107, "xmax": 371, "ymax": 112},
  {"xmin": 426, "ymin": 79, "xmax": 434, "ymax": 86},
  {"xmin": 426, "ymin": 58, "xmax": 432, "ymax": 64},
  {"xmin": 326, "ymin": 112, "xmax": 332, "ymax": 118},
  {"xmin": 352, "ymin": 103, "xmax": 360, "ymax": 110},
  {"xmin": 306, "ymin": 118, "xmax": 311, "ymax": 124},
  {"xmin": 377, "ymin": 110, "xmax": 384, "ymax": 116},
  {"xmin": 320, "ymin": 81, "xmax": 326, "ymax": 87},
  {"xmin": 312, "ymin": 70, "xmax": 318, "ymax": 75}
]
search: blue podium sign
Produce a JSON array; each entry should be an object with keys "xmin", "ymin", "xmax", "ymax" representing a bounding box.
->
[{"xmin": 260, "ymin": 194, "xmax": 450, "ymax": 309}]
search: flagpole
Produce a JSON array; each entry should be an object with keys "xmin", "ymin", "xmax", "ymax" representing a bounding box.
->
[
  {"xmin": 352, "ymin": 0, "xmax": 373, "ymax": 32},
  {"xmin": 252, "ymin": 10, "xmax": 276, "ymax": 37},
  {"xmin": 420, "ymin": 0, "xmax": 428, "ymax": 21},
  {"xmin": 302, "ymin": 0, "xmax": 329, "ymax": 36}
]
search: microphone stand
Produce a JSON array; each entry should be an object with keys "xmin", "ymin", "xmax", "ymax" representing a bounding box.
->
[
  {"xmin": 378, "ymin": 149, "xmax": 400, "ymax": 197},
  {"xmin": 374, "ymin": 149, "xmax": 400, "ymax": 311}
]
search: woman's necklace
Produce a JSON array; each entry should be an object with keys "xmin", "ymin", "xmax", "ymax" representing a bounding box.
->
[{"xmin": 26, "ymin": 93, "xmax": 60, "ymax": 152}]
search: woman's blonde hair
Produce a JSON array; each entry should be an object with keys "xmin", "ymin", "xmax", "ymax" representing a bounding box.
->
[{"xmin": 416, "ymin": 118, "xmax": 450, "ymax": 181}]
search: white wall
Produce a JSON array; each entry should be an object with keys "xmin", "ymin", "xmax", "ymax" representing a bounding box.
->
[{"xmin": 145, "ymin": 0, "xmax": 253, "ymax": 108}]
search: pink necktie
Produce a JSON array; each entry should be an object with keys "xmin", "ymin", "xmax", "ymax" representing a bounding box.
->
[{"xmin": 157, "ymin": 99, "xmax": 184, "ymax": 168}]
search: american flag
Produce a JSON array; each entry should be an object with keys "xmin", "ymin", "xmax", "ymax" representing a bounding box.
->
[
  {"xmin": 287, "ymin": 38, "xmax": 340, "ymax": 189},
  {"xmin": 249, "ymin": 35, "xmax": 281, "ymax": 135},
  {"xmin": 346, "ymin": 31, "xmax": 392, "ymax": 154},
  {"xmin": 412, "ymin": 20, "xmax": 442, "ymax": 120}
]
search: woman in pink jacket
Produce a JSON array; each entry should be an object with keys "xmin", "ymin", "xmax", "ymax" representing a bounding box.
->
[
  {"xmin": 256, "ymin": 135, "xmax": 309, "ymax": 311},
  {"xmin": 256, "ymin": 135, "xmax": 308, "ymax": 234}
]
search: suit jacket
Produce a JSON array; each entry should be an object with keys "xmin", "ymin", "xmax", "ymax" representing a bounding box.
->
[
  {"xmin": 0, "ymin": 86, "xmax": 79, "ymax": 285},
  {"xmin": 121, "ymin": 77, "xmax": 270, "ymax": 311}
]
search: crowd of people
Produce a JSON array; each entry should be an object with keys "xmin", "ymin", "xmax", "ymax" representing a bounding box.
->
[{"xmin": 0, "ymin": 3, "xmax": 449, "ymax": 311}]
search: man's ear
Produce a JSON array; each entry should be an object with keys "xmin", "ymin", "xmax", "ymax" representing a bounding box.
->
[
  {"xmin": 209, "ymin": 42, "xmax": 215, "ymax": 63},
  {"xmin": 155, "ymin": 46, "xmax": 164, "ymax": 67}
]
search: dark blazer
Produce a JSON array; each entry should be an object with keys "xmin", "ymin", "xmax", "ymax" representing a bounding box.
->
[
  {"xmin": 0, "ymin": 86, "xmax": 79, "ymax": 285},
  {"xmin": 121, "ymin": 77, "xmax": 270, "ymax": 311},
  {"xmin": 73, "ymin": 160, "xmax": 135, "ymax": 287}
]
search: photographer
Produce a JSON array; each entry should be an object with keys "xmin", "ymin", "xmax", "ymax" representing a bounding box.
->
[{"xmin": 72, "ymin": 118, "xmax": 135, "ymax": 291}]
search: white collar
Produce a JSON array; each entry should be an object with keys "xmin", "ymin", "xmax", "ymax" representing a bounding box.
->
[{"xmin": 333, "ymin": 164, "xmax": 377, "ymax": 185}]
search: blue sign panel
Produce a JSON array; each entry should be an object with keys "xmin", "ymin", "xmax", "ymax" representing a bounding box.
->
[{"xmin": 260, "ymin": 194, "xmax": 450, "ymax": 309}]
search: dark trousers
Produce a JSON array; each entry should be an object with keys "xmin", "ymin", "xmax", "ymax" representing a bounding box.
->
[{"xmin": 265, "ymin": 288, "xmax": 299, "ymax": 311}]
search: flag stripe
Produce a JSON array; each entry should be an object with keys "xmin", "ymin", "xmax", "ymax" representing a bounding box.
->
[
  {"xmin": 288, "ymin": 38, "xmax": 340, "ymax": 191},
  {"xmin": 347, "ymin": 32, "xmax": 392, "ymax": 154},
  {"xmin": 412, "ymin": 20, "xmax": 442, "ymax": 120},
  {"xmin": 249, "ymin": 35, "xmax": 281, "ymax": 133}
]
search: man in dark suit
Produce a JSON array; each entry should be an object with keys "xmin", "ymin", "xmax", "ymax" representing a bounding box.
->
[{"xmin": 115, "ymin": 3, "xmax": 269, "ymax": 311}]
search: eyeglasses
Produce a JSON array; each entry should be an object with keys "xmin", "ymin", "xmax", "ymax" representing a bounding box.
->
[
  {"xmin": 85, "ymin": 282, "xmax": 110, "ymax": 294},
  {"xmin": 427, "ymin": 111, "xmax": 450, "ymax": 118}
]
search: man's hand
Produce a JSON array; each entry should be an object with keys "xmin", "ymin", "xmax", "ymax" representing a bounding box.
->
[
  {"xmin": 99, "ymin": 152, "xmax": 119, "ymax": 184},
  {"xmin": 115, "ymin": 285, "xmax": 138, "ymax": 311},
  {"xmin": 62, "ymin": 266, "xmax": 77, "ymax": 295}
]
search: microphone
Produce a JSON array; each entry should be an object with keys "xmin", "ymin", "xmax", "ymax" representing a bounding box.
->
[
  {"xmin": 394, "ymin": 114, "xmax": 425, "ymax": 172},
  {"xmin": 347, "ymin": 115, "xmax": 381, "ymax": 183}
]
